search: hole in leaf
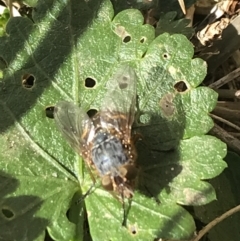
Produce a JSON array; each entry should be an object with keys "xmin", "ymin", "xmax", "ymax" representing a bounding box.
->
[
  {"xmin": 87, "ymin": 109, "xmax": 98, "ymax": 118},
  {"xmin": 140, "ymin": 37, "xmax": 146, "ymax": 43},
  {"xmin": 85, "ymin": 78, "xmax": 96, "ymax": 88},
  {"xmin": 123, "ymin": 35, "xmax": 131, "ymax": 43},
  {"xmin": 129, "ymin": 224, "xmax": 138, "ymax": 235},
  {"xmin": 162, "ymin": 53, "xmax": 170, "ymax": 59},
  {"xmin": 174, "ymin": 81, "xmax": 188, "ymax": 92},
  {"xmin": 22, "ymin": 74, "xmax": 35, "ymax": 89},
  {"xmin": 131, "ymin": 229, "xmax": 137, "ymax": 235},
  {"xmin": 2, "ymin": 207, "xmax": 14, "ymax": 219},
  {"xmin": 45, "ymin": 106, "xmax": 55, "ymax": 119}
]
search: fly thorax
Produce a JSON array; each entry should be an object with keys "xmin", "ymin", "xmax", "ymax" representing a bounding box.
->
[{"xmin": 91, "ymin": 132, "xmax": 128, "ymax": 176}]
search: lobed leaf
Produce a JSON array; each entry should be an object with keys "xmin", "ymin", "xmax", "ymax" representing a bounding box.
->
[{"xmin": 0, "ymin": 0, "xmax": 227, "ymax": 240}]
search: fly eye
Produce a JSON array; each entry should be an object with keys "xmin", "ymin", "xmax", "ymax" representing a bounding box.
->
[
  {"xmin": 102, "ymin": 175, "xmax": 113, "ymax": 190},
  {"xmin": 118, "ymin": 76, "xmax": 129, "ymax": 89}
]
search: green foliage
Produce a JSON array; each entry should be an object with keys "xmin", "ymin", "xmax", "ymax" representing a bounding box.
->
[
  {"xmin": 156, "ymin": 11, "xmax": 194, "ymax": 38},
  {"xmin": 111, "ymin": 0, "xmax": 197, "ymax": 16},
  {"xmin": 23, "ymin": 0, "xmax": 38, "ymax": 7},
  {"xmin": 0, "ymin": 0, "xmax": 227, "ymax": 241},
  {"xmin": 194, "ymin": 152, "xmax": 240, "ymax": 241},
  {"xmin": 0, "ymin": 8, "xmax": 10, "ymax": 37}
]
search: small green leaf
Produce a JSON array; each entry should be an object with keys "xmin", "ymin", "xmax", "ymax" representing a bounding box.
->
[
  {"xmin": 23, "ymin": 0, "xmax": 38, "ymax": 7},
  {"xmin": 156, "ymin": 12, "xmax": 194, "ymax": 38},
  {"xmin": 0, "ymin": 8, "xmax": 10, "ymax": 37}
]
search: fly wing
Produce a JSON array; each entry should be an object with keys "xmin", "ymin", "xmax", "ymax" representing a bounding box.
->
[
  {"xmin": 54, "ymin": 101, "xmax": 95, "ymax": 153},
  {"xmin": 99, "ymin": 65, "xmax": 137, "ymax": 138}
]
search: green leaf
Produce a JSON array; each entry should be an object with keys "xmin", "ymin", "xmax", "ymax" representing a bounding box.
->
[
  {"xmin": 0, "ymin": 8, "xmax": 10, "ymax": 37},
  {"xmin": 86, "ymin": 191, "xmax": 195, "ymax": 240},
  {"xmin": 23, "ymin": 0, "xmax": 38, "ymax": 7},
  {"xmin": 156, "ymin": 12, "xmax": 194, "ymax": 38},
  {"xmin": 112, "ymin": 0, "xmax": 155, "ymax": 14},
  {"xmin": 0, "ymin": 0, "xmax": 227, "ymax": 241},
  {"xmin": 135, "ymin": 33, "xmax": 217, "ymax": 150},
  {"xmin": 194, "ymin": 152, "xmax": 240, "ymax": 241}
]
